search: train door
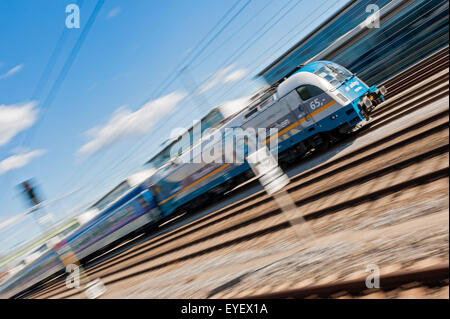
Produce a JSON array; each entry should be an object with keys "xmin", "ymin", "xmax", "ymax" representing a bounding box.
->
[{"xmin": 282, "ymin": 90, "xmax": 309, "ymax": 130}]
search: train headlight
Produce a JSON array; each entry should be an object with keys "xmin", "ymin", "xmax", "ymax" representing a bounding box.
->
[
  {"xmin": 379, "ymin": 86, "xmax": 387, "ymax": 95},
  {"xmin": 362, "ymin": 96, "xmax": 372, "ymax": 108}
]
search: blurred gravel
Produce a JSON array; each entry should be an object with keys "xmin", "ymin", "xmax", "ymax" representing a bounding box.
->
[{"xmin": 107, "ymin": 195, "xmax": 448, "ymax": 299}]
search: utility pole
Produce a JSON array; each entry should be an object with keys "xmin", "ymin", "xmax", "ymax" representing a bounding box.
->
[{"xmin": 18, "ymin": 179, "xmax": 106, "ymax": 299}]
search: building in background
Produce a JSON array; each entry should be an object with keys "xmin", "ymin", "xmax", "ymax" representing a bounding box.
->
[{"xmin": 258, "ymin": 0, "xmax": 449, "ymax": 85}]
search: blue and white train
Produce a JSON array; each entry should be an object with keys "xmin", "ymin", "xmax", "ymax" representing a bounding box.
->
[
  {"xmin": 148, "ymin": 61, "xmax": 385, "ymax": 216},
  {"xmin": 0, "ymin": 61, "xmax": 385, "ymax": 298}
]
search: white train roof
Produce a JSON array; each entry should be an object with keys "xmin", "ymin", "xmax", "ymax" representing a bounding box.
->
[
  {"xmin": 127, "ymin": 168, "xmax": 156, "ymax": 187},
  {"xmin": 276, "ymin": 71, "xmax": 335, "ymax": 99}
]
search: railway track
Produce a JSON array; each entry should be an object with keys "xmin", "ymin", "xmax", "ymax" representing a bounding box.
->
[
  {"xmin": 238, "ymin": 264, "xmax": 449, "ymax": 299},
  {"xmin": 74, "ymin": 46, "xmax": 449, "ymax": 262},
  {"xmin": 382, "ymin": 46, "xmax": 449, "ymax": 97},
  {"xmin": 33, "ymin": 108, "xmax": 449, "ymax": 298},
  {"xmin": 49, "ymin": 120, "xmax": 447, "ymax": 298},
  {"xmin": 19, "ymin": 46, "xmax": 450, "ymax": 299}
]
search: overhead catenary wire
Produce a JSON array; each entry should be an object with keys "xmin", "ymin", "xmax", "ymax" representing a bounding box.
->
[
  {"xmin": 0, "ymin": 0, "xmax": 89, "ymax": 194},
  {"xmin": 57, "ymin": 0, "xmax": 247, "ymax": 190},
  {"xmin": 78, "ymin": 0, "xmax": 305, "ymax": 192},
  {"xmin": 118, "ymin": 0, "xmax": 298, "ymax": 161},
  {"xmin": 192, "ymin": 0, "xmax": 274, "ymax": 69},
  {"xmin": 2, "ymin": 1, "xmax": 105, "ymax": 231},
  {"xmin": 48, "ymin": 0, "xmax": 345, "ymax": 222},
  {"xmin": 182, "ymin": 0, "xmax": 253, "ymax": 69},
  {"xmin": 55, "ymin": 0, "xmax": 254, "ymax": 212},
  {"xmin": 139, "ymin": 0, "xmax": 246, "ymax": 105},
  {"xmin": 209, "ymin": 0, "xmax": 349, "ymax": 107},
  {"xmin": 21, "ymin": 0, "xmax": 105, "ymax": 151},
  {"xmin": 206, "ymin": 0, "xmax": 344, "ymax": 104},
  {"xmin": 138, "ymin": 0, "xmax": 343, "ymax": 166},
  {"xmin": 187, "ymin": 0, "xmax": 305, "ymax": 111},
  {"xmin": 69, "ymin": 0, "xmax": 283, "ymax": 195},
  {"xmin": 2, "ymin": 0, "xmax": 356, "ymax": 268}
]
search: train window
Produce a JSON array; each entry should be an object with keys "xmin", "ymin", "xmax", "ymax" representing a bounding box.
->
[
  {"xmin": 138, "ymin": 196, "xmax": 149, "ymax": 210},
  {"xmin": 244, "ymin": 106, "xmax": 258, "ymax": 120},
  {"xmin": 257, "ymin": 95, "xmax": 274, "ymax": 111},
  {"xmin": 147, "ymin": 147, "xmax": 172, "ymax": 170},
  {"xmin": 314, "ymin": 64, "xmax": 351, "ymax": 87},
  {"xmin": 296, "ymin": 85, "xmax": 324, "ymax": 101}
]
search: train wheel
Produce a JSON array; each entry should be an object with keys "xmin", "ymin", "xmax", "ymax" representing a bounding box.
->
[{"xmin": 315, "ymin": 133, "xmax": 330, "ymax": 152}]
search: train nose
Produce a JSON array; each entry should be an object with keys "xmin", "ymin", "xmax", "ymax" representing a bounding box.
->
[
  {"xmin": 356, "ymin": 95, "xmax": 373, "ymax": 120},
  {"xmin": 362, "ymin": 96, "xmax": 373, "ymax": 109}
]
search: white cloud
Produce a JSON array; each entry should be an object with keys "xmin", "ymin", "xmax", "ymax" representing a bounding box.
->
[
  {"xmin": 78, "ymin": 91, "xmax": 186, "ymax": 155},
  {"xmin": 107, "ymin": 7, "xmax": 121, "ymax": 19},
  {"xmin": 0, "ymin": 64, "xmax": 24, "ymax": 80},
  {"xmin": 197, "ymin": 65, "xmax": 234, "ymax": 94},
  {"xmin": 0, "ymin": 149, "xmax": 46, "ymax": 175},
  {"xmin": 221, "ymin": 95, "xmax": 250, "ymax": 114},
  {"xmin": 197, "ymin": 66, "xmax": 248, "ymax": 94},
  {"xmin": 224, "ymin": 69, "xmax": 248, "ymax": 83},
  {"xmin": 0, "ymin": 213, "xmax": 27, "ymax": 232},
  {"xmin": 0, "ymin": 102, "xmax": 38, "ymax": 146}
]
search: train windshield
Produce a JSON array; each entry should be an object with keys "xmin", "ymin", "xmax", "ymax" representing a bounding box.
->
[{"xmin": 315, "ymin": 63, "xmax": 352, "ymax": 88}]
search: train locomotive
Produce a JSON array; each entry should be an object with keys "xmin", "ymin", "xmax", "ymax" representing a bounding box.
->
[
  {"xmin": 150, "ymin": 60, "xmax": 386, "ymax": 216},
  {"xmin": 0, "ymin": 60, "xmax": 385, "ymax": 298}
]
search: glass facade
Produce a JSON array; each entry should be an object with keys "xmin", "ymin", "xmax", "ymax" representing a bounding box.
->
[
  {"xmin": 336, "ymin": 0, "xmax": 449, "ymax": 84},
  {"xmin": 260, "ymin": 0, "xmax": 448, "ymax": 86}
]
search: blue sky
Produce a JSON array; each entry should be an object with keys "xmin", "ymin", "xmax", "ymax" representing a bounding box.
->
[{"xmin": 0, "ymin": 0, "xmax": 349, "ymax": 256}]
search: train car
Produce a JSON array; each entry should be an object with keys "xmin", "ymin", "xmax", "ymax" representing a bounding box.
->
[
  {"xmin": 0, "ymin": 169, "xmax": 160, "ymax": 299},
  {"xmin": 1, "ymin": 60, "xmax": 385, "ymax": 298},
  {"xmin": 146, "ymin": 101, "xmax": 249, "ymax": 172},
  {"xmin": 147, "ymin": 102, "xmax": 253, "ymax": 217},
  {"xmin": 150, "ymin": 60, "xmax": 386, "ymax": 216}
]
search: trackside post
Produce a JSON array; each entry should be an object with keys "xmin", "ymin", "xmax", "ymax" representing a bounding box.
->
[
  {"xmin": 19, "ymin": 180, "xmax": 106, "ymax": 299},
  {"xmin": 247, "ymin": 146, "xmax": 316, "ymax": 242}
]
